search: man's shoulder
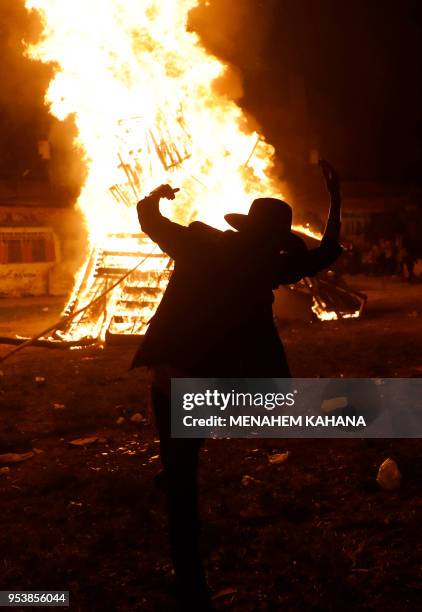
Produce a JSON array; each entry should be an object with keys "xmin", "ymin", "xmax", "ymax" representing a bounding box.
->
[
  {"xmin": 187, "ymin": 221, "xmax": 234, "ymax": 248},
  {"xmin": 188, "ymin": 221, "xmax": 223, "ymax": 236}
]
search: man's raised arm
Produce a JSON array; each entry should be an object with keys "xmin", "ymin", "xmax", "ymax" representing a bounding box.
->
[
  {"xmin": 319, "ymin": 159, "xmax": 342, "ymax": 247},
  {"xmin": 137, "ymin": 184, "xmax": 188, "ymax": 259},
  {"xmin": 300, "ymin": 160, "xmax": 343, "ymax": 278}
]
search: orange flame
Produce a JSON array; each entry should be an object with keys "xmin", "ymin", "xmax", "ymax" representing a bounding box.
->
[
  {"xmin": 25, "ymin": 0, "xmax": 281, "ymax": 243},
  {"xmin": 24, "ymin": 2, "xmax": 361, "ymax": 336},
  {"xmin": 24, "ymin": 0, "xmax": 291, "ymax": 340}
]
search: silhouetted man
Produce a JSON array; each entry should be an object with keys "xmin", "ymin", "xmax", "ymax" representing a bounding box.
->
[{"xmin": 132, "ymin": 160, "xmax": 342, "ymax": 610}]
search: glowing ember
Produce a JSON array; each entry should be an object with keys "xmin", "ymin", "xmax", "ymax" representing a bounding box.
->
[{"xmin": 311, "ymin": 308, "xmax": 361, "ymax": 321}]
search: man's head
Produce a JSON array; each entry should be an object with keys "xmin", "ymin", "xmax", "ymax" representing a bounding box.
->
[{"xmin": 225, "ymin": 198, "xmax": 293, "ymax": 246}]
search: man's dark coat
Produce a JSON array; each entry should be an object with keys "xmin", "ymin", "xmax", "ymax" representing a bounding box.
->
[{"xmin": 132, "ymin": 196, "xmax": 342, "ymax": 377}]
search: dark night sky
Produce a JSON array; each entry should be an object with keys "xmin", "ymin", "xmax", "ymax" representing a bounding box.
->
[
  {"xmin": 0, "ymin": 0, "xmax": 421, "ymax": 188},
  {"xmin": 192, "ymin": 0, "xmax": 422, "ymax": 183}
]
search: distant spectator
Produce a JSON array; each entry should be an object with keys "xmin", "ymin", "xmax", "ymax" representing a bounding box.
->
[
  {"xmin": 396, "ymin": 236, "xmax": 407, "ymax": 276},
  {"xmin": 383, "ymin": 239, "xmax": 395, "ymax": 275}
]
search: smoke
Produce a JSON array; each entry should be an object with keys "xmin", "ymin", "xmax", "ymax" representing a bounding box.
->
[
  {"xmin": 47, "ymin": 117, "xmax": 87, "ymax": 197},
  {"xmin": 0, "ymin": 0, "xmax": 85, "ymax": 200},
  {"xmin": 189, "ymin": 0, "xmax": 292, "ymax": 199},
  {"xmin": 188, "ymin": 2, "xmax": 328, "ymax": 211},
  {"xmin": 189, "ymin": 2, "xmax": 288, "ymax": 167},
  {"xmin": 0, "ymin": 1, "xmax": 48, "ymax": 179},
  {"xmin": 188, "ymin": 1, "xmax": 272, "ymax": 73},
  {"xmin": 188, "ymin": 1, "xmax": 273, "ymax": 126}
]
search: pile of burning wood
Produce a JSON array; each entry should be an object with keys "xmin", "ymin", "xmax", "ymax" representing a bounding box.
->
[{"xmin": 0, "ymin": 226, "xmax": 365, "ymax": 358}]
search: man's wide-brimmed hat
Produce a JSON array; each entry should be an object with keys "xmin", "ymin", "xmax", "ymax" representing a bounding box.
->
[{"xmin": 225, "ymin": 198, "xmax": 293, "ymax": 236}]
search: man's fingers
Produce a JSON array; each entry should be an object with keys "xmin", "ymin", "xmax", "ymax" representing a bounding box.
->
[
  {"xmin": 319, "ymin": 159, "xmax": 339, "ymax": 183},
  {"xmin": 319, "ymin": 159, "xmax": 332, "ymax": 175},
  {"xmin": 162, "ymin": 184, "xmax": 179, "ymax": 194},
  {"xmin": 152, "ymin": 184, "xmax": 180, "ymax": 198},
  {"xmin": 318, "ymin": 160, "xmax": 331, "ymax": 179}
]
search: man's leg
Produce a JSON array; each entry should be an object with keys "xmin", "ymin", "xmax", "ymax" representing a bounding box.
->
[{"xmin": 151, "ymin": 385, "xmax": 210, "ymax": 609}]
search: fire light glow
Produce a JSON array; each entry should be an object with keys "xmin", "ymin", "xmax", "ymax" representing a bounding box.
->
[
  {"xmin": 24, "ymin": 0, "xmax": 359, "ymax": 340},
  {"xmin": 24, "ymin": 0, "xmax": 292, "ymax": 340},
  {"xmin": 25, "ymin": 0, "xmax": 281, "ymax": 241}
]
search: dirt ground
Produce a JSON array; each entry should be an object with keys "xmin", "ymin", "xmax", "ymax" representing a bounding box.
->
[{"xmin": 0, "ymin": 276, "xmax": 421, "ymax": 611}]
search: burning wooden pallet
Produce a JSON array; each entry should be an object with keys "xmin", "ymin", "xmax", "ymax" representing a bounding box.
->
[
  {"xmin": 55, "ymin": 233, "xmax": 365, "ymax": 346},
  {"xmin": 55, "ymin": 233, "xmax": 172, "ymax": 345}
]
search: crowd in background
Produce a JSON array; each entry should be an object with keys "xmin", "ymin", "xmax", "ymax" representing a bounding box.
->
[{"xmin": 340, "ymin": 235, "xmax": 418, "ymax": 280}]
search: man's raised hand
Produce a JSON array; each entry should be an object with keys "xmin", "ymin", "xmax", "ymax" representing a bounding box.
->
[
  {"xmin": 319, "ymin": 159, "xmax": 340, "ymax": 198},
  {"xmin": 151, "ymin": 184, "xmax": 180, "ymax": 200}
]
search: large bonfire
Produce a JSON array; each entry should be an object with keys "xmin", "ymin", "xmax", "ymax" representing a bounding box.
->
[
  {"xmin": 24, "ymin": 1, "xmax": 363, "ymax": 343},
  {"xmin": 25, "ymin": 0, "xmax": 289, "ymax": 341}
]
